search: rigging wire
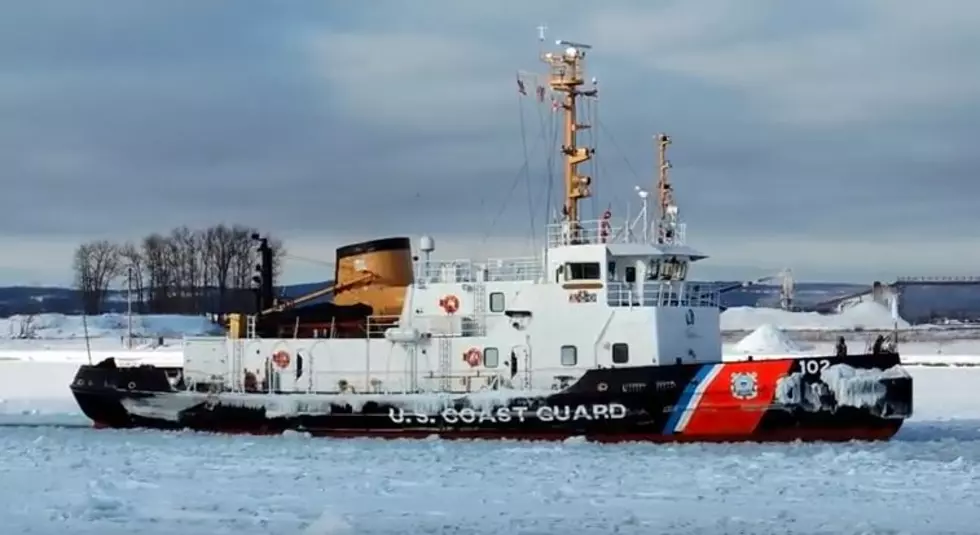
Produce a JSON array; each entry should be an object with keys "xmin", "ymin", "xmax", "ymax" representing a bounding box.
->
[
  {"xmin": 518, "ymin": 85, "xmax": 537, "ymax": 250},
  {"xmin": 596, "ymin": 116, "xmax": 644, "ymax": 186},
  {"xmin": 532, "ymin": 84, "xmax": 554, "ymax": 225},
  {"xmin": 481, "ymin": 97, "xmax": 548, "ymax": 243},
  {"xmin": 543, "ymin": 98, "xmax": 559, "ymax": 223}
]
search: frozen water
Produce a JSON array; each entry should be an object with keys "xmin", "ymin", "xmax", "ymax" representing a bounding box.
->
[
  {"xmin": 1, "ymin": 362, "xmax": 979, "ymax": 533},
  {"xmin": 1, "ymin": 419, "xmax": 979, "ymax": 534}
]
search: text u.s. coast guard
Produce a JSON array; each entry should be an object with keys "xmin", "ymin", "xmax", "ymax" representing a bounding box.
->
[{"xmin": 388, "ymin": 403, "xmax": 627, "ymax": 424}]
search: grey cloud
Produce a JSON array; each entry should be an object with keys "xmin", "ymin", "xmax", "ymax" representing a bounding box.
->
[{"xmin": 1, "ymin": 0, "xmax": 979, "ymax": 285}]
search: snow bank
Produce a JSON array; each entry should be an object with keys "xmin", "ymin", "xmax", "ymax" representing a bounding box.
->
[
  {"xmin": 733, "ymin": 324, "xmax": 809, "ymax": 354},
  {"xmin": 0, "ymin": 349, "xmax": 183, "ymax": 366},
  {"xmin": 0, "ymin": 313, "xmax": 223, "ymax": 340},
  {"xmin": 721, "ymin": 301, "xmax": 910, "ymax": 331}
]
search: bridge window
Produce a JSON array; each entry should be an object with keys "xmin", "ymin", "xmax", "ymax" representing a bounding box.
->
[
  {"xmin": 483, "ymin": 347, "xmax": 499, "ymax": 368},
  {"xmin": 660, "ymin": 258, "xmax": 690, "ymax": 281},
  {"xmin": 565, "ymin": 262, "xmax": 601, "ymax": 281},
  {"xmin": 489, "ymin": 292, "xmax": 505, "ymax": 312},
  {"xmin": 612, "ymin": 343, "xmax": 629, "ymax": 364},
  {"xmin": 647, "ymin": 260, "xmax": 660, "ymax": 280},
  {"xmin": 560, "ymin": 345, "xmax": 578, "ymax": 366}
]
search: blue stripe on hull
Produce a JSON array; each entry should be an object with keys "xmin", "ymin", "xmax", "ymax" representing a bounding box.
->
[{"xmin": 662, "ymin": 364, "xmax": 714, "ymax": 435}]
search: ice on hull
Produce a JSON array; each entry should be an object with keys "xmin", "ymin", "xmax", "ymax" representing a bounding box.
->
[{"xmin": 70, "ymin": 354, "xmax": 912, "ymax": 443}]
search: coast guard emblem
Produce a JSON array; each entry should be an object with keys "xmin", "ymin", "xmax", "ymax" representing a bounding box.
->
[{"xmin": 730, "ymin": 372, "xmax": 758, "ymax": 400}]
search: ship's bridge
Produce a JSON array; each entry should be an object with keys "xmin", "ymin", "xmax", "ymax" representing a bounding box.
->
[
  {"xmin": 546, "ymin": 217, "xmax": 687, "ymax": 249},
  {"xmin": 546, "ymin": 217, "xmax": 718, "ymax": 308}
]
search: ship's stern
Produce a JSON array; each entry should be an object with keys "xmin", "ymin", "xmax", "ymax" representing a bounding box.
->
[{"xmin": 69, "ymin": 358, "xmax": 175, "ymax": 429}]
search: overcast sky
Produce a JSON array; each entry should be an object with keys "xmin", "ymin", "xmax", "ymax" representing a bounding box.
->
[{"xmin": 2, "ymin": 0, "xmax": 980, "ymax": 286}]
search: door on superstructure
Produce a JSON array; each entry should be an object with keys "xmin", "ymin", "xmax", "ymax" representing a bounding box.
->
[
  {"xmin": 268, "ymin": 347, "xmax": 300, "ymax": 393},
  {"xmin": 509, "ymin": 344, "xmax": 531, "ymax": 390}
]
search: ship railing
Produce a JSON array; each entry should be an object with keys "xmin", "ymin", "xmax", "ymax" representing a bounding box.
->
[
  {"xmin": 365, "ymin": 315, "xmax": 401, "ymax": 338},
  {"xmin": 606, "ymin": 281, "xmax": 719, "ymax": 308},
  {"xmin": 415, "ymin": 257, "xmax": 543, "ymax": 283},
  {"xmin": 365, "ymin": 314, "xmax": 493, "ymax": 338},
  {"xmin": 546, "ymin": 218, "xmax": 627, "ymax": 248}
]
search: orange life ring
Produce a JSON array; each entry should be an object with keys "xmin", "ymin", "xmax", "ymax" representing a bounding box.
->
[
  {"xmin": 440, "ymin": 295, "xmax": 461, "ymax": 314},
  {"xmin": 272, "ymin": 350, "xmax": 290, "ymax": 369},
  {"xmin": 463, "ymin": 348, "xmax": 481, "ymax": 367}
]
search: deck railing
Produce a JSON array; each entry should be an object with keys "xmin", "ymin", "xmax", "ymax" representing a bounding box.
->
[
  {"xmin": 606, "ymin": 281, "xmax": 719, "ymax": 308},
  {"xmin": 415, "ymin": 257, "xmax": 543, "ymax": 284}
]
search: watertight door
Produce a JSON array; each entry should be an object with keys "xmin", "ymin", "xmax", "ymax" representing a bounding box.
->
[{"xmin": 510, "ymin": 345, "xmax": 532, "ymax": 389}]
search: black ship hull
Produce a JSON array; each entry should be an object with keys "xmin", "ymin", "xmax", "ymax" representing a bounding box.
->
[{"xmin": 70, "ymin": 354, "xmax": 912, "ymax": 443}]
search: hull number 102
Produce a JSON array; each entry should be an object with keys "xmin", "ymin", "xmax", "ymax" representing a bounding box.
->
[{"xmin": 798, "ymin": 359, "xmax": 831, "ymax": 375}]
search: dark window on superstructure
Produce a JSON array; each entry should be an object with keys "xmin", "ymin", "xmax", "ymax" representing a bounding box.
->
[
  {"xmin": 565, "ymin": 262, "xmax": 601, "ymax": 280},
  {"xmin": 607, "ymin": 261, "xmax": 616, "ymax": 280},
  {"xmin": 612, "ymin": 343, "xmax": 629, "ymax": 364},
  {"xmin": 484, "ymin": 347, "xmax": 499, "ymax": 368},
  {"xmin": 625, "ymin": 267, "xmax": 636, "ymax": 283},
  {"xmin": 560, "ymin": 345, "xmax": 578, "ymax": 366},
  {"xmin": 489, "ymin": 292, "xmax": 505, "ymax": 313},
  {"xmin": 647, "ymin": 260, "xmax": 661, "ymax": 280}
]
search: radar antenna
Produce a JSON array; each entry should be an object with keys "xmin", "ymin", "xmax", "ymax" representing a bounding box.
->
[
  {"xmin": 540, "ymin": 37, "xmax": 598, "ymax": 225},
  {"xmin": 655, "ymin": 133, "xmax": 680, "ymax": 245}
]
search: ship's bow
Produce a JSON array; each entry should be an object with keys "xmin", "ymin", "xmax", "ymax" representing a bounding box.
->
[{"xmin": 770, "ymin": 353, "xmax": 912, "ymax": 440}]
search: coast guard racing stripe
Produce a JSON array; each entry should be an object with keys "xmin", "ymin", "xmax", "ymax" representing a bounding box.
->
[{"xmin": 662, "ymin": 363, "xmax": 724, "ymax": 435}]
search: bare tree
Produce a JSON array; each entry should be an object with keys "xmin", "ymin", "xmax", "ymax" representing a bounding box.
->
[
  {"xmin": 72, "ymin": 240, "xmax": 122, "ymax": 314},
  {"xmin": 15, "ymin": 313, "xmax": 37, "ymax": 339},
  {"xmin": 142, "ymin": 233, "xmax": 171, "ymax": 313},
  {"xmin": 268, "ymin": 236, "xmax": 287, "ymax": 287},
  {"xmin": 71, "ymin": 225, "xmax": 287, "ymax": 316},
  {"xmin": 205, "ymin": 224, "xmax": 237, "ymax": 314}
]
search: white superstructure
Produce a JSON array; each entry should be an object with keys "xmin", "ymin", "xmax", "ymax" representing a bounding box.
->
[{"xmin": 183, "ymin": 216, "xmax": 720, "ymax": 395}]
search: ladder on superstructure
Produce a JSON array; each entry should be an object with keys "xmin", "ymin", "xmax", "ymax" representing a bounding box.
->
[
  {"xmin": 522, "ymin": 344, "xmax": 532, "ymax": 390},
  {"xmin": 437, "ymin": 336, "xmax": 452, "ymax": 392},
  {"xmin": 231, "ymin": 340, "xmax": 244, "ymax": 392},
  {"xmin": 472, "ymin": 282, "xmax": 487, "ymax": 336},
  {"xmin": 246, "ymin": 315, "xmax": 257, "ymax": 338}
]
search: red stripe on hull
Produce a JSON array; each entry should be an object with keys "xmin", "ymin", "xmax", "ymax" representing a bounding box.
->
[
  {"xmin": 89, "ymin": 422, "xmax": 902, "ymax": 443},
  {"xmin": 682, "ymin": 360, "xmax": 796, "ymax": 437}
]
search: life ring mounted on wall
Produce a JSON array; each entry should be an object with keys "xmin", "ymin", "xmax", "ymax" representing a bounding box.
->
[
  {"xmin": 272, "ymin": 350, "xmax": 290, "ymax": 369},
  {"xmin": 440, "ymin": 295, "xmax": 461, "ymax": 314},
  {"xmin": 463, "ymin": 348, "xmax": 482, "ymax": 368}
]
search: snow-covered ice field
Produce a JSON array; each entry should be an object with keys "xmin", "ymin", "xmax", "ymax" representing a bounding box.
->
[
  {"xmin": 1, "ymin": 309, "xmax": 979, "ymax": 533},
  {"xmin": 1, "ymin": 361, "xmax": 978, "ymax": 534}
]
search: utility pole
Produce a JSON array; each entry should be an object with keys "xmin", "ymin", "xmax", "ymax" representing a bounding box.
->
[{"xmin": 127, "ymin": 265, "xmax": 133, "ymax": 349}]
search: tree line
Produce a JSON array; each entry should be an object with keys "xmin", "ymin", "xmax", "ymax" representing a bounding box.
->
[{"xmin": 72, "ymin": 224, "xmax": 286, "ymax": 315}]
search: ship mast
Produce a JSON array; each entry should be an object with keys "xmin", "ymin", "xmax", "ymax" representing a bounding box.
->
[
  {"xmin": 541, "ymin": 39, "xmax": 597, "ymax": 224},
  {"xmin": 655, "ymin": 132, "xmax": 679, "ymax": 245}
]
